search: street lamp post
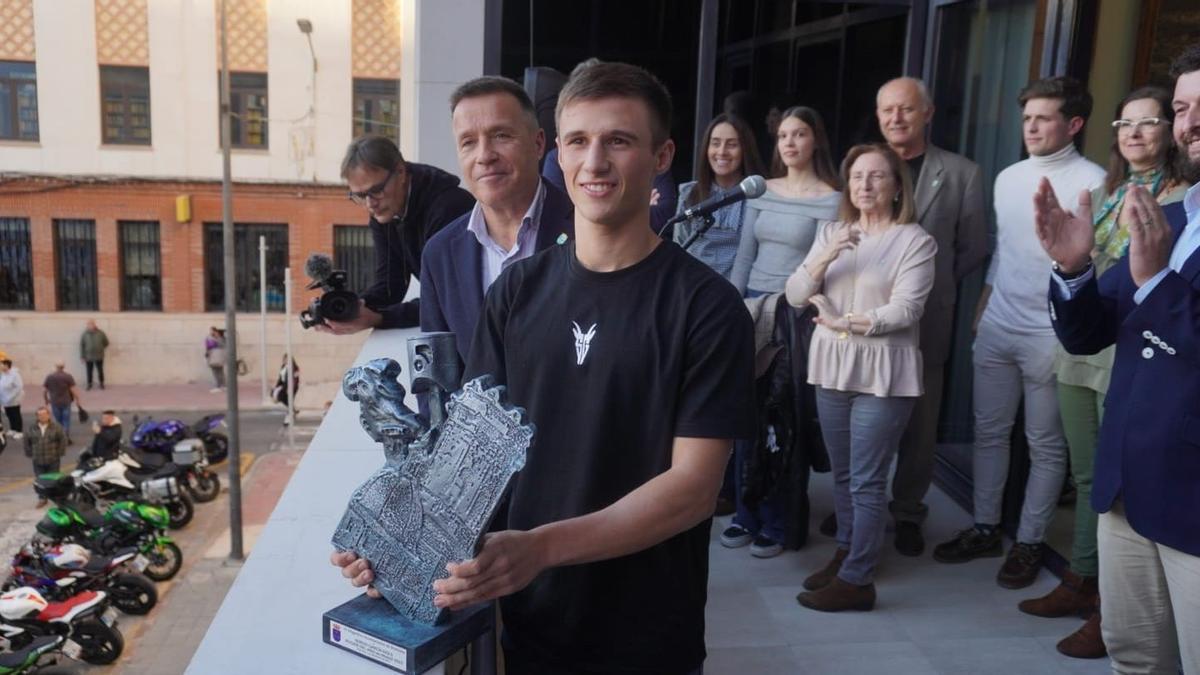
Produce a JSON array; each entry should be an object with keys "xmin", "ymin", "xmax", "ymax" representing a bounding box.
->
[{"xmin": 219, "ymin": 0, "xmax": 244, "ymax": 562}]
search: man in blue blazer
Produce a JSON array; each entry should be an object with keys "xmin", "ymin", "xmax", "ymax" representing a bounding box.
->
[
  {"xmin": 420, "ymin": 77, "xmax": 574, "ymax": 365},
  {"xmin": 1035, "ymin": 44, "xmax": 1200, "ymax": 673}
]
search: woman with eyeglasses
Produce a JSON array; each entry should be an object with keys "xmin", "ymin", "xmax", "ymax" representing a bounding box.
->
[{"xmin": 1019, "ymin": 85, "xmax": 1187, "ymax": 660}]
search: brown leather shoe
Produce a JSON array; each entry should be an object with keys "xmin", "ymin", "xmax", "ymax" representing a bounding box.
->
[
  {"xmin": 796, "ymin": 577, "xmax": 876, "ymax": 612},
  {"xmin": 1018, "ymin": 569, "xmax": 1097, "ymax": 617},
  {"xmin": 997, "ymin": 542, "xmax": 1043, "ymax": 589},
  {"xmin": 802, "ymin": 548, "xmax": 849, "ymax": 591},
  {"xmin": 1056, "ymin": 611, "xmax": 1107, "ymax": 659}
]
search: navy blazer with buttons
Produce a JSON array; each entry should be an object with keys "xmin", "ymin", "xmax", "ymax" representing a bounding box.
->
[
  {"xmin": 1049, "ymin": 199, "xmax": 1200, "ymax": 556},
  {"xmin": 419, "ymin": 180, "xmax": 574, "ymax": 364}
]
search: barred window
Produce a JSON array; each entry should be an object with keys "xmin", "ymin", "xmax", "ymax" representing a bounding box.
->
[
  {"xmin": 0, "ymin": 217, "xmax": 34, "ymax": 309},
  {"xmin": 204, "ymin": 223, "xmax": 288, "ymax": 312},
  {"xmin": 54, "ymin": 219, "xmax": 98, "ymax": 310},
  {"xmin": 227, "ymin": 72, "xmax": 268, "ymax": 148},
  {"xmin": 0, "ymin": 61, "xmax": 39, "ymax": 141},
  {"xmin": 119, "ymin": 221, "xmax": 162, "ymax": 310},
  {"xmin": 334, "ymin": 225, "xmax": 374, "ymax": 294},
  {"xmin": 100, "ymin": 65, "xmax": 152, "ymax": 145},
  {"xmin": 353, "ymin": 78, "xmax": 400, "ymax": 140}
]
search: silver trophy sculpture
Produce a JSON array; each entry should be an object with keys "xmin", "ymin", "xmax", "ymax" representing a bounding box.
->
[{"xmin": 332, "ymin": 333, "xmax": 533, "ymax": 625}]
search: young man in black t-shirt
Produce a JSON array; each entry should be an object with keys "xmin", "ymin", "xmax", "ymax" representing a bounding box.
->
[{"xmin": 335, "ymin": 62, "xmax": 755, "ymax": 674}]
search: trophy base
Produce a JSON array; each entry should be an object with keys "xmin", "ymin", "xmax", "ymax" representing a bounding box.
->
[{"xmin": 322, "ymin": 594, "xmax": 493, "ymax": 674}]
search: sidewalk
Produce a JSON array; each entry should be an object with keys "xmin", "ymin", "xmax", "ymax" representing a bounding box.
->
[{"xmin": 19, "ymin": 381, "xmax": 338, "ymax": 413}]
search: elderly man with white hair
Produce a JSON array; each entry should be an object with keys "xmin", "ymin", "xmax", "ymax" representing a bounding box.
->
[{"xmin": 820, "ymin": 76, "xmax": 990, "ymax": 557}]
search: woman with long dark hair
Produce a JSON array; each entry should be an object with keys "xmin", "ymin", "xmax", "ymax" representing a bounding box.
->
[
  {"xmin": 673, "ymin": 113, "xmax": 765, "ymax": 279},
  {"xmin": 729, "ymin": 106, "xmax": 842, "ymax": 298},
  {"xmin": 1019, "ymin": 85, "xmax": 1186, "ymax": 659},
  {"xmin": 720, "ymin": 106, "xmax": 841, "ymax": 560}
]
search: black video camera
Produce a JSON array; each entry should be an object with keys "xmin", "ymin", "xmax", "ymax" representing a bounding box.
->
[{"xmin": 300, "ymin": 253, "xmax": 361, "ymax": 329}]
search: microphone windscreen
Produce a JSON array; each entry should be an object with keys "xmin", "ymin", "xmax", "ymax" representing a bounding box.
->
[
  {"xmin": 304, "ymin": 253, "xmax": 334, "ymax": 281},
  {"xmin": 740, "ymin": 175, "xmax": 767, "ymax": 199}
]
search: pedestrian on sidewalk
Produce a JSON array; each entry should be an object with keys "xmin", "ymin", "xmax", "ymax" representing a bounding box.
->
[
  {"xmin": 43, "ymin": 361, "xmax": 82, "ymax": 444},
  {"xmin": 80, "ymin": 319, "xmax": 109, "ymax": 390},
  {"xmin": 25, "ymin": 406, "xmax": 67, "ymax": 507},
  {"xmin": 272, "ymin": 354, "xmax": 300, "ymax": 417},
  {"xmin": 205, "ymin": 327, "xmax": 227, "ymax": 393},
  {"xmin": 0, "ymin": 358, "xmax": 24, "ymax": 433}
]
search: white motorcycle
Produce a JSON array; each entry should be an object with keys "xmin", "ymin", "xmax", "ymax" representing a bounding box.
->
[
  {"xmin": 0, "ymin": 586, "xmax": 123, "ymax": 665},
  {"xmin": 72, "ymin": 451, "xmax": 194, "ymax": 529}
]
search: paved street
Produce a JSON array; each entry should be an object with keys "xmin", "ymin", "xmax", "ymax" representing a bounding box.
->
[{"xmin": 0, "ymin": 403, "xmax": 320, "ymax": 675}]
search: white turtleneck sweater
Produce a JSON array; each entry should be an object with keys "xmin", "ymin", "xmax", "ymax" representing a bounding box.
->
[{"xmin": 983, "ymin": 143, "xmax": 1105, "ymax": 335}]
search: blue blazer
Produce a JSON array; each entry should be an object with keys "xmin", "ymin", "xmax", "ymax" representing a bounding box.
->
[
  {"xmin": 1049, "ymin": 200, "xmax": 1200, "ymax": 555},
  {"xmin": 419, "ymin": 181, "xmax": 574, "ymax": 363}
]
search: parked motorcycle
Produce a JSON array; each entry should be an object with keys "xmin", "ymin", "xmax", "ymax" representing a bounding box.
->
[
  {"xmin": 4, "ymin": 544, "xmax": 156, "ymax": 616},
  {"xmin": 0, "ymin": 587, "xmax": 122, "ymax": 665},
  {"xmin": 130, "ymin": 414, "xmax": 228, "ymax": 464},
  {"xmin": 129, "ymin": 440, "xmax": 219, "ymax": 504},
  {"xmin": 72, "ymin": 454, "xmax": 194, "ymax": 529},
  {"xmin": 0, "ymin": 634, "xmax": 75, "ymax": 675},
  {"xmin": 31, "ymin": 491, "xmax": 183, "ymax": 583}
]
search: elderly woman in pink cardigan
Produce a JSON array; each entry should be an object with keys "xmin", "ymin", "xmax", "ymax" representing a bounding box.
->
[{"xmin": 786, "ymin": 143, "xmax": 936, "ymax": 613}]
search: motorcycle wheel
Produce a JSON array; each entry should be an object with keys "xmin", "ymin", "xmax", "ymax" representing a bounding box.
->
[
  {"xmin": 72, "ymin": 617, "xmax": 124, "ymax": 665},
  {"xmin": 166, "ymin": 495, "xmax": 194, "ymax": 530},
  {"xmin": 186, "ymin": 470, "xmax": 221, "ymax": 503},
  {"xmin": 143, "ymin": 541, "xmax": 183, "ymax": 582},
  {"xmin": 107, "ymin": 572, "xmax": 157, "ymax": 615},
  {"xmin": 203, "ymin": 433, "xmax": 229, "ymax": 465}
]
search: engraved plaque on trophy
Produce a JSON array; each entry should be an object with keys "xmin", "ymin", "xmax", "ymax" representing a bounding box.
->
[{"xmin": 323, "ymin": 333, "xmax": 532, "ymax": 674}]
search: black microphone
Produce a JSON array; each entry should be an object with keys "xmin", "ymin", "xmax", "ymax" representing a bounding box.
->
[
  {"xmin": 304, "ymin": 253, "xmax": 335, "ymax": 289},
  {"xmin": 659, "ymin": 175, "xmax": 767, "ymax": 236}
]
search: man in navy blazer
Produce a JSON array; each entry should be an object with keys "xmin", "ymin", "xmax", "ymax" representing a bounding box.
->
[
  {"xmin": 420, "ymin": 76, "xmax": 574, "ymax": 365},
  {"xmin": 1035, "ymin": 44, "xmax": 1200, "ymax": 673}
]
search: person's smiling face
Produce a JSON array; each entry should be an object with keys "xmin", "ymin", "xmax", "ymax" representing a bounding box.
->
[
  {"xmin": 557, "ymin": 97, "xmax": 673, "ymax": 230},
  {"xmin": 452, "ymin": 91, "xmax": 544, "ymax": 211}
]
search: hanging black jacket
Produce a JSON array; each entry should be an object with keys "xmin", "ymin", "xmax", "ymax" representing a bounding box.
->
[
  {"xmin": 361, "ymin": 162, "xmax": 475, "ymax": 329},
  {"xmin": 742, "ymin": 295, "xmax": 829, "ymax": 550}
]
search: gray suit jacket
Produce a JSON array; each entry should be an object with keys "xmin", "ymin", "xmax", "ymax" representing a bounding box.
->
[{"xmin": 912, "ymin": 144, "xmax": 989, "ymax": 366}]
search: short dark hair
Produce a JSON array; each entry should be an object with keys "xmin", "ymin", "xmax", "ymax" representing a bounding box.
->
[
  {"xmin": 1104, "ymin": 86, "xmax": 1182, "ymax": 194},
  {"xmin": 1170, "ymin": 43, "xmax": 1200, "ymax": 80},
  {"xmin": 555, "ymin": 62, "xmax": 673, "ymax": 147},
  {"xmin": 449, "ymin": 76, "xmax": 538, "ymax": 128},
  {"xmin": 0, "ymin": 359, "xmax": 11, "ymax": 368},
  {"xmin": 1018, "ymin": 76, "xmax": 1093, "ymax": 122},
  {"xmin": 103, "ymin": 409, "xmax": 116, "ymax": 416},
  {"xmin": 340, "ymin": 135, "xmax": 405, "ymax": 179}
]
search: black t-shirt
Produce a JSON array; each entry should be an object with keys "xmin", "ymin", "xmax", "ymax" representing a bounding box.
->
[
  {"xmin": 906, "ymin": 153, "xmax": 926, "ymax": 187},
  {"xmin": 464, "ymin": 240, "xmax": 756, "ymax": 674}
]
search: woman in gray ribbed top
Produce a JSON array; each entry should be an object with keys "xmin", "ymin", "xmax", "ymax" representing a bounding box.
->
[
  {"xmin": 730, "ymin": 191, "xmax": 840, "ymax": 295},
  {"xmin": 729, "ymin": 106, "xmax": 842, "ymax": 297}
]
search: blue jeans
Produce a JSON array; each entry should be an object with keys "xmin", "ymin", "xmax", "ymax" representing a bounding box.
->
[
  {"xmin": 50, "ymin": 404, "xmax": 71, "ymax": 439},
  {"xmin": 816, "ymin": 388, "xmax": 915, "ymax": 585},
  {"xmin": 731, "ymin": 438, "xmax": 785, "ymax": 542}
]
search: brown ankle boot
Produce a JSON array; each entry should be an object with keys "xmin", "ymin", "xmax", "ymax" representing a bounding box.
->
[
  {"xmin": 1017, "ymin": 569, "xmax": 1097, "ymax": 618},
  {"xmin": 802, "ymin": 548, "xmax": 849, "ymax": 591},
  {"xmin": 796, "ymin": 577, "xmax": 876, "ymax": 612},
  {"xmin": 1056, "ymin": 611, "xmax": 1107, "ymax": 659}
]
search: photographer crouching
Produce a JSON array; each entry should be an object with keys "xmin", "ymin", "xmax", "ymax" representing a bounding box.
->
[{"xmin": 315, "ymin": 135, "xmax": 474, "ymax": 334}]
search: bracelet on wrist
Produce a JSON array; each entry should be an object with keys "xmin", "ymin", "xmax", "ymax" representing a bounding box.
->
[{"xmin": 1052, "ymin": 259, "xmax": 1092, "ymax": 280}]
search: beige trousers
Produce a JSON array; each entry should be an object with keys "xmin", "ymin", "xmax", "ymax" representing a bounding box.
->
[{"xmin": 1098, "ymin": 502, "xmax": 1200, "ymax": 674}]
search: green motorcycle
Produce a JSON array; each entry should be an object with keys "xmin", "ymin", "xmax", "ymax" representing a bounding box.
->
[
  {"xmin": 0, "ymin": 635, "xmax": 76, "ymax": 675},
  {"xmin": 35, "ymin": 476, "xmax": 183, "ymax": 583}
]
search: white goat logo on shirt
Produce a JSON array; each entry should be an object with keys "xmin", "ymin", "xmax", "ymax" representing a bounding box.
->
[{"xmin": 571, "ymin": 321, "xmax": 598, "ymax": 366}]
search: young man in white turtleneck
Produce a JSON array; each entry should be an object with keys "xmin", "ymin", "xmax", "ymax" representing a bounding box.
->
[{"xmin": 933, "ymin": 77, "xmax": 1104, "ymax": 590}]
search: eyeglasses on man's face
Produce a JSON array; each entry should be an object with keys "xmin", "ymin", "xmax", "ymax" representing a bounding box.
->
[
  {"xmin": 348, "ymin": 165, "xmax": 400, "ymax": 205},
  {"xmin": 1111, "ymin": 117, "xmax": 1167, "ymax": 133}
]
